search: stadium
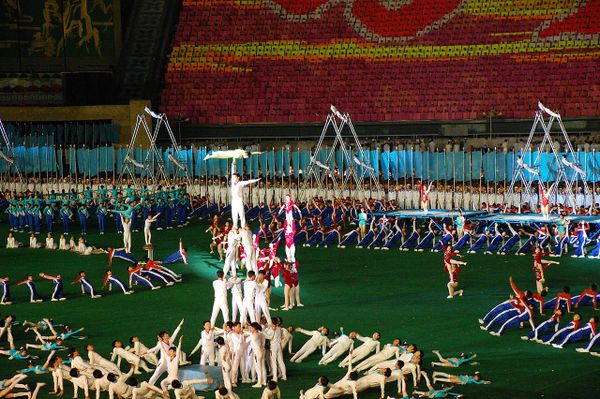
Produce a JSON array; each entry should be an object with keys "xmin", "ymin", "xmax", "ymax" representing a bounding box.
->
[{"xmin": 1, "ymin": 1, "xmax": 600, "ymax": 398}]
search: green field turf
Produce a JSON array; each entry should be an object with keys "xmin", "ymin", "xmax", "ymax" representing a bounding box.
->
[{"xmin": 1, "ymin": 218, "xmax": 599, "ymax": 399}]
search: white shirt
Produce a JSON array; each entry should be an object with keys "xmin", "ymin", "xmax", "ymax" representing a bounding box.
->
[
  {"xmin": 243, "ymin": 280, "xmax": 256, "ymax": 301},
  {"xmin": 213, "ymin": 279, "xmax": 232, "ymax": 300},
  {"xmin": 255, "ymin": 279, "xmax": 269, "ymax": 301}
]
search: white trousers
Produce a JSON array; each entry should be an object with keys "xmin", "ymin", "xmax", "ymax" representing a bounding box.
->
[{"xmin": 210, "ymin": 299, "xmax": 229, "ymax": 326}]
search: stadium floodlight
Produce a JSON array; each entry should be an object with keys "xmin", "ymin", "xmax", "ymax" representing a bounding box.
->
[
  {"xmin": 144, "ymin": 107, "xmax": 162, "ymax": 119},
  {"xmin": 330, "ymin": 105, "xmax": 347, "ymax": 122}
]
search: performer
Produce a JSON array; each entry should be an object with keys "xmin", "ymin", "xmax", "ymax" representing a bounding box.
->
[
  {"xmin": 517, "ymin": 155, "xmax": 538, "ymax": 175},
  {"xmin": 290, "ymin": 326, "xmax": 330, "ymax": 363},
  {"xmin": 144, "ymin": 213, "xmax": 160, "ymax": 245},
  {"xmin": 204, "ymin": 149, "xmax": 250, "ymax": 160},
  {"xmin": 16, "ymin": 276, "xmax": 43, "ymax": 303},
  {"xmin": 498, "ymin": 223, "xmax": 520, "ymax": 255},
  {"xmin": 430, "ymin": 350, "xmax": 478, "ymax": 368},
  {"xmin": 103, "ymin": 270, "xmax": 132, "ymax": 295},
  {"xmin": 71, "ymin": 271, "xmax": 101, "ymax": 299},
  {"xmin": 210, "ymin": 271, "xmax": 232, "ymax": 326},
  {"xmin": 38, "ymin": 273, "xmax": 65, "ymax": 301},
  {"xmin": 432, "ymin": 371, "xmax": 491, "ymax": 385},
  {"xmin": 561, "ymin": 155, "xmax": 586, "ymax": 176},
  {"xmin": 418, "ymin": 181, "xmax": 434, "ymax": 215},
  {"xmin": 532, "ymin": 247, "xmax": 559, "ymax": 293},
  {"xmin": 539, "ymin": 183, "xmax": 555, "ymax": 220},
  {"xmin": 230, "ymin": 161, "xmax": 260, "ymax": 228},
  {"xmin": 523, "ymin": 309, "xmax": 562, "ymax": 342}
]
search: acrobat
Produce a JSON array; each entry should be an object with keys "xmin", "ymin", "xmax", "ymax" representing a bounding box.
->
[{"xmin": 419, "ymin": 181, "xmax": 434, "ymax": 215}]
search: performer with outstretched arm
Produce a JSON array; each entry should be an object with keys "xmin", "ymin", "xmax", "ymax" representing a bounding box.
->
[{"xmin": 418, "ymin": 180, "xmax": 434, "ymax": 215}]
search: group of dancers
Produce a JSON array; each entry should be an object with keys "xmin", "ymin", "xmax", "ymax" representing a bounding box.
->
[
  {"xmin": 1, "ymin": 185, "xmax": 192, "ymax": 243},
  {"xmin": 0, "ymin": 305, "xmax": 493, "ymax": 399},
  {"xmin": 0, "ymin": 242, "xmax": 187, "ymax": 306},
  {"xmin": 478, "ymin": 275, "xmax": 600, "ymax": 355}
]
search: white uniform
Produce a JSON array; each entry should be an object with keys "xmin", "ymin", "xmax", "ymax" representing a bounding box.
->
[
  {"xmin": 144, "ymin": 216, "xmax": 159, "ymax": 245},
  {"xmin": 281, "ymin": 328, "xmax": 293, "ymax": 354},
  {"xmin": 354, "ymin": 372, "xmax": 388, "ymax": 398},
  {"xmin": 160, "ymin": 344, "xmax": 181, "ymax": 392},
  {"xmin": 320, "ymin": 335, "xmax": 353, "ymax": 365},
  {"xmin": 290, "ymin": 329, "xmax": 329, "ymax": 363},
  {"xmin": 132, "ymin": 340, "xmax": 158, "ymax": 366},
  {"xmin": 132, "ymin": 381, "xmax": 164, "ymax": 399},
  {"xmin": 338, "ymin": 335, "xmax": 379, "ymax": 367},
  {"xmin": 191, "ymin": 329, "xmax": 217, "ymax": 366},
  {"xmin": 300, "ymin": 383, "xmax": 329, "ymax": 399},
  {"xmin": 223, "ymin": 231, "xmax": 241, "ymax": 276},
  {"xmin": 210, "ymin": 279, "xmax": 232, "ymax": 326},
  {"xmin": 229, "ymin": 331, "xmax": 248, "ymax": 383},
  {"xmin": 111, "ymin": 347, "xmax": 151, "ymax": 373},
  {"xmin": 261, "ymin": 386, "xmax": 281, "ymax": 399},
  {"xmin": 354, "ymin": 343, "xmax": 400, "ymax": 371},
  {"xmin": 246, "ymin": 331, "xmax": 266, "ymax": 386},
  {"xmin": 147, "ymin": 324, "xmax": 182, "ymax": 386},
  {"xmin": 122, "ymin": 218, "xmax": 132, "ymax": 253},
  {"xmin": 109, "ymin": 369, "xmax": 135, "ymax": 399},
  {"xmin": 230, "ymin": 278, "xmax": 244, "ymax": 322},
  {"xmin": 30, "ymin": 236, "xmax": 41, "ymax": 248},
  {"xmin": 45, "ymin": 237, "xmax": 57, "ymax": 249},
  {"xmin": 254, "ymin": 279, "xmax": 271, "ymax": 324},
  {"xmin": 240, "ymin": 279, "xmax": 257, "ymax": 323},
  {"xmin": 241, "ymin": 229, "xmax": 256, "ymax": 273},
  {"xmin": 230, "ymin": 163, "xmax": 259, "ymax": 228},
  {"xmin": 263, "ymin": 326, "xmax": 286, "ymax": 381},
  {"xmin": 173, "ymin": 379, "xmax": 210, "ymax": 399},
  {"xmin": 94, "ymin": 375, "xmax": 111, "ymax": 399},
  {"xmin": 88, "ymin": 349, "xmax": 121, "ymax": 375},
  {"xmin": 218, "ymin": 344, "xmax": 232, "ymax": 392}
]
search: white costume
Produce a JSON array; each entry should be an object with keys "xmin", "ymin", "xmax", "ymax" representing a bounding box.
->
[
  {"xmin": 59, "ymin": 236, "xmax": 69, "ymax": 250},
  {"xmin": 229, "ymin": 331, "xmax": 248, "ymax": 384},
  {"xmin": 240, "ymin": 278, "xmax": 257, "ymax": 323},
  {"xmin": 254, "ymin": 279, "xmax": 271, "ymax": 324},
  {"xmin": 159, "ymin": 341, "xmax": 181, "ymax": 392},
  {"xmin": 354, "ymin": 343, "xmax": 401, "ymax": 371},
  {"xmin": 144, "ymin": 215, "xmax": 159, "ymax": 245},
  {"xmin": 338, "ymin": 335, "xmax": 380, "ymax": 367},
  {"xmin": 147, "ymin": 321, "xmax": 183, "ymax": 385},
  {"xmin": 218, "ymin": 343, "xmax": 232, "ymax": 392},
  {"xmin": 132, "ymin": 381, "xmax": 164, "ymax": 399},
  {"xmin": 230, "ymin": 278, "xmax": 244, "ymax": 322},
  {"xmin": 6, "ymin": 236, "xmax": 19, "ymax": 248},
  {"xmin": 204, "ymin": 149, "xmax": 249, "ymax": 160},
  {"xmin": 230, "ymin": 162, "xmax": 259, "ymax": 228},
  {"xmin": 111, "ymin": 347, "xmax": 152, "ymax": 374},
  {"xmin": 30, "ymin": 236, "xmax": 41, "ymax": 248},
  {"xmin": 45, "ymin": 236, "xmax": 57, "ymax": 249},
  {"xmin": 223, "ymin": 230, "xmax": 241, "ymax": 277},
  {"xmin": 190, "ymin": 328, "xmax": 218, "ymax": 366},
  {"xmin": 122, "ymin": 219, "xmax": 132, "ymax": 253},
  {"xmin": 210, "ymin": 278, "xmax": 232, "ymax": 326},
  {"xmin": 246, "ymin": 330, "xmax": 266, "ymax": 387},
  {"xmin": 319, "ymin": 334, "xmax": 354, "ymax": 365},
  {"xmin": 263, "ymin": 326, "xmax": 286, "ymax": 381},
  {"xmin": 88, "ymin": 349, "xmax": 122, "ymax": 375},
  {"xmin": 290, "ymin": 329, "xmax": 329, "ymax": 363},
  {"xmin": 173, "ymin": 378, "xmax": 210, "ymax": 399},
  {"xmin": 241, "ymin": 228, "xmax": 256, "ymax": 273}
]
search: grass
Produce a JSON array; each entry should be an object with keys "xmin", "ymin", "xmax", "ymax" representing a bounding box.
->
[{"xmin": 1, "ymin": 217, "xmax": 599, "ymax": 399}]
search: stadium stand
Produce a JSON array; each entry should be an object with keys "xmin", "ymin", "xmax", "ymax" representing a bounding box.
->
[{"xmin": 161, "ymin": 0, "xmax": 600, "ymax": 124}]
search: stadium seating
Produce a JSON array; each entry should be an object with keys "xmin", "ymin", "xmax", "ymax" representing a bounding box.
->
[{"xmin": 161, "ymin": 0, "xmax": 600, "ymax": 124}]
